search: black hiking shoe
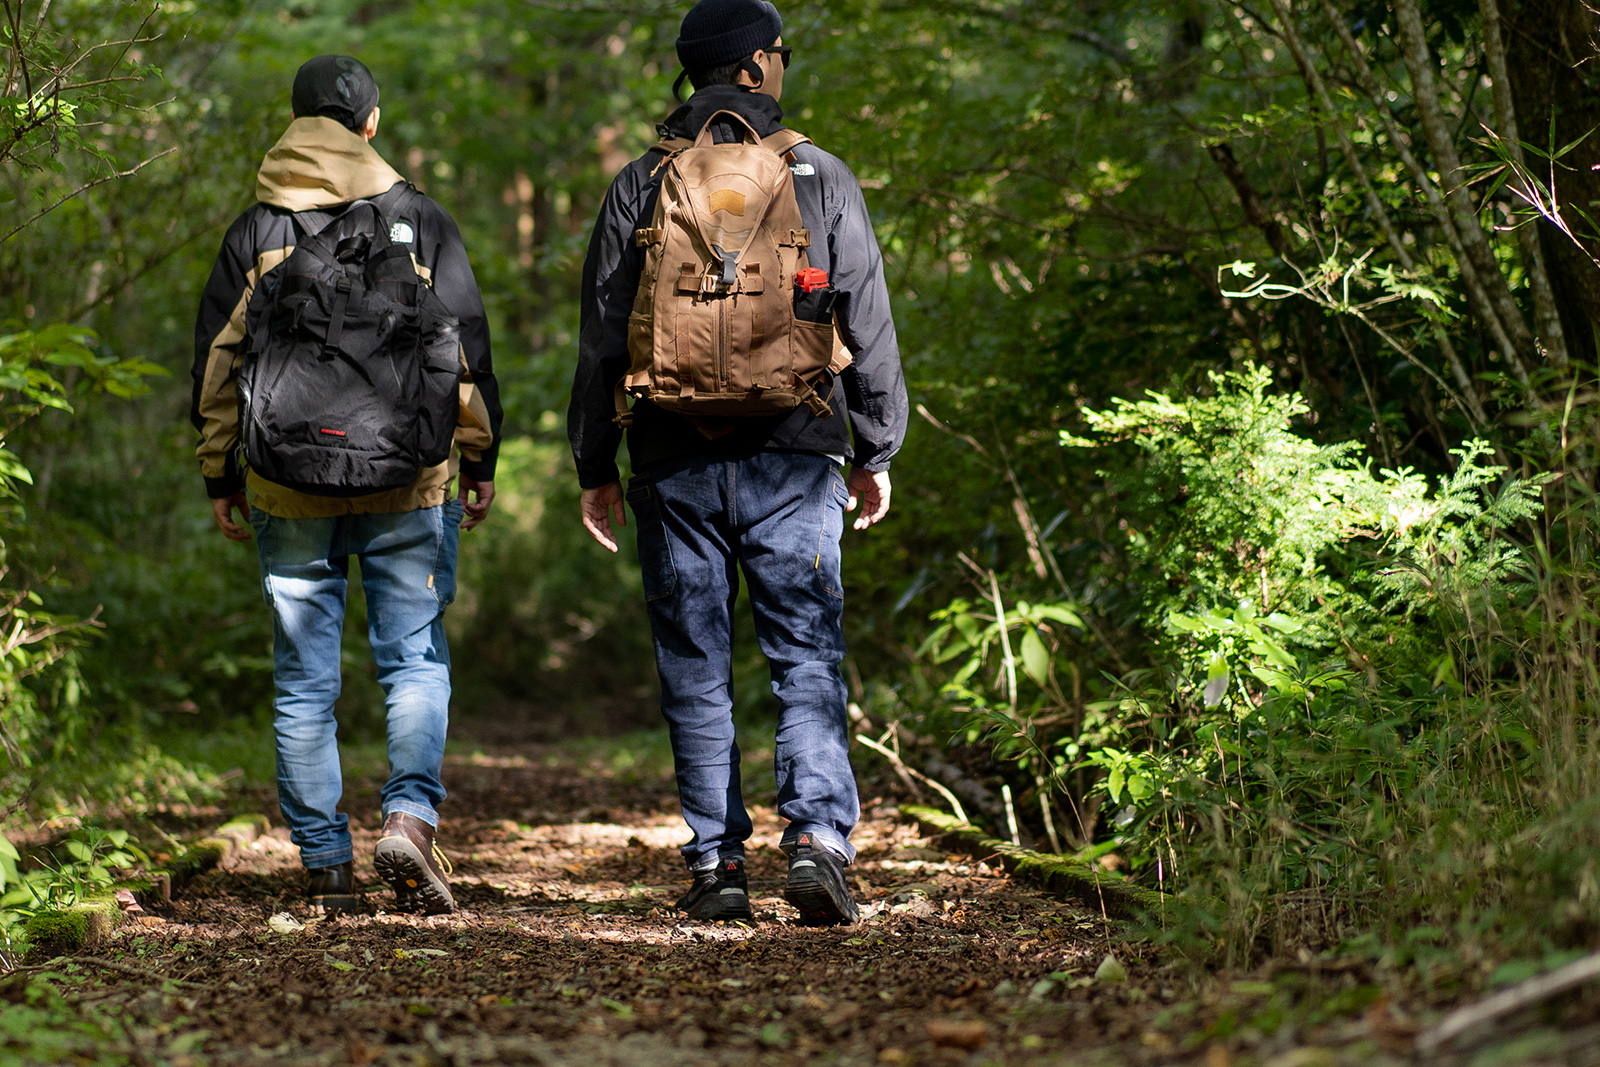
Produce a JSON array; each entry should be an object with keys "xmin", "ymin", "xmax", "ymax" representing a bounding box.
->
[
  {"xmin": 307, "ymin": 861, "xmax": 362, "ymax": 915},
  {"xmin": 676, "ymin": 856, "xmax": 753, "ymax": 921},
  {"xmin": 783, "ymin": 834, "xmax": 859, "ymax": 926},
  {"xmin": 373, "ymin": 812, "xmax": 456, "ymax": 915}
]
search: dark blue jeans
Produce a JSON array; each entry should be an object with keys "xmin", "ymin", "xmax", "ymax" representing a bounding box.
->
[{"xmin": 628, "ymin": 452, "xmax": 860, "ymax": 871}]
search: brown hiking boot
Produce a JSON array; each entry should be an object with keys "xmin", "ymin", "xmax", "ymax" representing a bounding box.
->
[
  {"xmin": 373, "ymin": 813, "xmax": 455, "ymax": 915},
  {"xmin": 307, "ymin": 860, "xmax": 362, "ymax": 915}
]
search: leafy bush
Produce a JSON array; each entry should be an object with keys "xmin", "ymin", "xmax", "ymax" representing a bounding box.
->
[{"xmin": 913, "ymin": 365, "xmax": 1583, "ymax": 963}]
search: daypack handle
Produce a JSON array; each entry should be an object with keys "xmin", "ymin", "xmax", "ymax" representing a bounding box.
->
[{"xmin": 693, "ymin": 109, "xmax": 764, "ymax": 148}]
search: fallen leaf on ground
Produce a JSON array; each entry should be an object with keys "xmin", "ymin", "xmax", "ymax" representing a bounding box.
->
[
  {"xmin": 1095, "ymin": 953, "xmax": 1128, "ymax": 983},
  {"xmin": 1262, "ymin": 1049, "xmax": 1337, "ymax": 1067},
  {"xmin": 267, "ymin": 912, "xmax": 305, "ymax": 934},
  {"xmin": 927, "ymin": 1020, "xmax": 988, "ymax": 1050}
]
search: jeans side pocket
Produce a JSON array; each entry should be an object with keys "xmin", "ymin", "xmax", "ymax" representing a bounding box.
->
[
  {"xmin": 433, "ymin": 499, "xmax": 464, "ymax": 608},
  {"xmin": 818, "ymin": 471, "xmax": 847, "ymax": 601},
  {"xmin": 250, "ymin": 507, "xmax": 276, "ymax": 608},
  {"xmin": 626, "ymin": 479, "xmax": 678, "ymax": 602}
]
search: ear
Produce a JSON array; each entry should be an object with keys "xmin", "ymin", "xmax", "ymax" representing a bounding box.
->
[{"xmin": 363, "ymin": 105, "xmax": 381, "ymax": 141}]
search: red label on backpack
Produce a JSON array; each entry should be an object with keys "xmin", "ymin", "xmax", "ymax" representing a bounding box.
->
[{"xmin": 320, "ymin": 428, "xmax": 347, "ymax": 437}]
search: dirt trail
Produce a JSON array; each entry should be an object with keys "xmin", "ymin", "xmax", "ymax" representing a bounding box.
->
[
  {"xmin": 33, "ymin": 733, "xmax": 1174, "ymax": 1066},
  {"xmin": 36, "ymin": 732, "xmax": 1590, "ymax": 1066}
]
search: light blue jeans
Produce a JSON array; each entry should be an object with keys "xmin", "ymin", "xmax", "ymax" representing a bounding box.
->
[{"xmin": 251, "ymin": 500, "xmax": 462, "ymax": 869}]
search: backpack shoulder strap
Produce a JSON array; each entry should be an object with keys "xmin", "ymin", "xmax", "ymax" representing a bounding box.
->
[
  {"xmin": 648, "ymin": 137, "xmax": 694, "ymax": 155},
  {"xmin": 372, "ymin": 180, "xmax": 421, "ymax": 219},
  {"xmin": 290, "ymin": 208, "xmax": 336, "ymax": 240},
  {"xmin": 693, "ymin": 109, "xmax": 763, "ymax": 148},
  {"xmin": 762, "ymin": 128, "xmax": 812, "ymax": 159}
]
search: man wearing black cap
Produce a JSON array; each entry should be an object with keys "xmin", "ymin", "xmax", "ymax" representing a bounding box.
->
[
  {"xmin": 569, "ymin": 0, "xmax": 908, "ymax": 925},
  {"xmin": 192, "ymin": 55, "xmax": 502, "ymax": 916}
]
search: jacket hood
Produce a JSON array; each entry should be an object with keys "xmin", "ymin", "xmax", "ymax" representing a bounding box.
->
[
  {"xmin": 662, "ymin": 85, "xmax": 787, "ymax": 140},
  {"xmin": 256, "ymin": 116, "xmax": 405, "ymax": 212}
]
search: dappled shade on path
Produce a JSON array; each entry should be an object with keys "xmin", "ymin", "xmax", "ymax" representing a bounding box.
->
[{"xmin": 66, "ymin": 731, "xmax": 1145, "ymax": 1065}]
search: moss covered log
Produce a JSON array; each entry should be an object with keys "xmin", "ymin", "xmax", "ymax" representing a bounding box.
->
[
  {"xmin": 901, "ymin": 804, "xmax": 1166, "ymax": 920},
  {"xmin": 157, "ymin": 813, "xmax": 272, "ymax": 891},
  {"xmin": 21, "ymin": 898, "xmax": 120, "ymax": 962}
]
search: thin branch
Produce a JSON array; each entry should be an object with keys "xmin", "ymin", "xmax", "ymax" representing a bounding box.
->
[
  {"xmin": 854, "ymin": 732, "xmax": 970, "ymax": 825},
  {"xmin": 0, "ymin": 146, "xmax": 175, "ymax": 244}
]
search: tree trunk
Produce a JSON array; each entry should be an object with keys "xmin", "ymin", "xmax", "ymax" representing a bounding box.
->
[
  {"xmin": 1502, "ymin": 0, "xmax": 1600, "ymax": 367},
  {"xmin": 1481, "ymin": 0, "xmax": 1569, "ymax": 367},
  {"xmin": 1393, "ymin": 0, "xmax": 1534, "ymax": 383}
]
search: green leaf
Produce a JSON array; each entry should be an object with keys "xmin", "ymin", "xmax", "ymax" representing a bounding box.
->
[{"xmin": 1020, "ymin": 627, "xmax": 1050, "ymax": 688}]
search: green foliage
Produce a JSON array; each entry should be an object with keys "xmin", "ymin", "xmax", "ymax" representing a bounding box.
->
[
  {"xmin": 0, "ymin": 0, "xmax": 1595, "ymax": 989},
  {"xmin": 915, "ymin": 365, "xmax": 1591, "ymax": 967},
  {"xmin": 0, "ymin": 973, "xmax": 135, "ymax": 1066},
  {"xmin": 0, "ymin": 826, "xmax": 142, "ymax": 948}
]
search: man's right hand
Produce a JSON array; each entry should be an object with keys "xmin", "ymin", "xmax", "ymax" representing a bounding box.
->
[
  {"xmin": 213, "ymin": 493, "xmax": 252, "ymax": 542},
  {"xmin": 581, "ymin": 482, "xmax": 627, "ymax": 553}
]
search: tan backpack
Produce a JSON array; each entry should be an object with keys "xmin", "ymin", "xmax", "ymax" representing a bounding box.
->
[{"xmin": 614, "ymin": 110, "xmax": 851, "ymax": 434}]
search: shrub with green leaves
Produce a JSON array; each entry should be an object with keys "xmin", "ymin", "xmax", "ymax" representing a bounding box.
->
[{"xmin": 916, "ymin": 365, "xmax": 1566, "ymax": 961}]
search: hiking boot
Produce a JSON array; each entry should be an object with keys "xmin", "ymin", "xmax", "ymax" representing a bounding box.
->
[
  {"xmin": 307, "ymin": 861, "xmax": 362, "ymax": 915},
  {"xmin": 373, "ymin": 813, "xmax": 455, "ymax": 915},
  {"xmin": 783, "ymin": 834, "xmax": 859, "ymax": 926},
  {"xmin": 676, "ymin": 856, "xmax": 752, "ymax": 922}
]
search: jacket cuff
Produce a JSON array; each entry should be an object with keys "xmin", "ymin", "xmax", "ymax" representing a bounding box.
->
[
  {"xmin": 578, "ymin": 462, "xmax": 622, "ymax": 490},
  {"xmin": 205, "ymin": 475, "xmax": 245, "ymax": 499},
  {"xmin": 854, "ymin": 459, "xmax": 893, "ymax": 473},
  {"xmin": 459, "ymin": 457, "xmax": 497, "ymax": 483}
]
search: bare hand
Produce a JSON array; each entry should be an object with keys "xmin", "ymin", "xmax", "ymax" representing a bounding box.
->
[
  {"xmin": 458, "ymin": 477, "xmax": 495, "ymax": 531},
  {"xmin": 212, "ymin": 493, "xmax": 252, "ymax": 542},
  {"xmin": 845, "ymin": 468, "xmax": 892, "ymax": 531},
  {"xmin": 581, "ymin": 482, "xmax": 626, "ymax": 553}
]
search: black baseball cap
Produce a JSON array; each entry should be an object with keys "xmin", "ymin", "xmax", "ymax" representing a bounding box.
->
[{"xmin": 291, "ymin": 55, "xmax": 379, "ymax": 132}]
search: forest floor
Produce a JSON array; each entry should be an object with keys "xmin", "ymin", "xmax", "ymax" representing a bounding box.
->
[{"xmin": 6, "ymin": 723, "xmax": 1598, "ymax": 1066}]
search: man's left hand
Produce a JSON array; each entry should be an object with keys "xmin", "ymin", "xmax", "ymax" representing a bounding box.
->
[
  {"xmin": 845, "ymin": 468, "xmax": 892, "ymax": 530},
  {"xmin": 458, "ymin": 477, "xmax": 495, "ymax": 530}
]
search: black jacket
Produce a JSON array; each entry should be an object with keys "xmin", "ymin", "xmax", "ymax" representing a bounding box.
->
[
  {"xmin": 568, "ymin": 86, "xmax": 908, "ymax": 489},
  {"xmin": 191, "ymin": 117, "xmax": 501, "ymax": 515}
]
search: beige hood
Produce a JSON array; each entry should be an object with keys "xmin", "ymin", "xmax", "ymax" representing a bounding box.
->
[{"xmin": 256, "ymin": 116, "xmax": 405, "ymax": 212}]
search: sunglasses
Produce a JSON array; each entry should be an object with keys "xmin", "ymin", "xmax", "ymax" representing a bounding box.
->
[{"xmin": 768, "ymin": 45, "xmax": 792, "ymax": 69}]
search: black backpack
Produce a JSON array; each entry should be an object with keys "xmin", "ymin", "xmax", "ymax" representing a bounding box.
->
[{"xmin": 237, "ymin": 185, "xmax": 461, "ymax": 497}]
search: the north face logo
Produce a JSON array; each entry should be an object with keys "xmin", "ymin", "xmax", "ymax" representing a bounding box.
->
[{"xmin": 389, "ymin": 221, "xmax": 415, "ymax": 245}]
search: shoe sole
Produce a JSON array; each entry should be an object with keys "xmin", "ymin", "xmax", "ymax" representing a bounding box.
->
[
  {"xmin": 683, "ymin": 888, "xmax": 753, "ymax": 922},
  {"xmin": 373, "ymin": 838, "xmax": 455, "ymax": 915},
  {"xmin": 784, "ymin": 862, "xmax": 859, "ymax": 926}
]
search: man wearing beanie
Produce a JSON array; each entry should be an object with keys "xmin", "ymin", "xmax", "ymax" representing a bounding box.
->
[
  {"xmin": 192, "ymin": 55, "xmax": 502, "ymax": 916},
  {"xmin": 569, "ymin": 0, "xmax": 908, "ymax": 925}
]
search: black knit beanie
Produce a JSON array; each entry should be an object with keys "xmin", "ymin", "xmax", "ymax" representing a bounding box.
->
[{"xmin": 676, "ymin": 0, "xmax": 783, "ymax": 70}]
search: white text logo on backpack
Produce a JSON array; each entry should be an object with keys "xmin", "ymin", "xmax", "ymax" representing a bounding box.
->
[
  {"xmin": 389, "ymin": 221, "xmax": 415, "ymax": 245},
  {"xmin": 789, "ymin": 162, "xmax": 816, "ymax": 177}
]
